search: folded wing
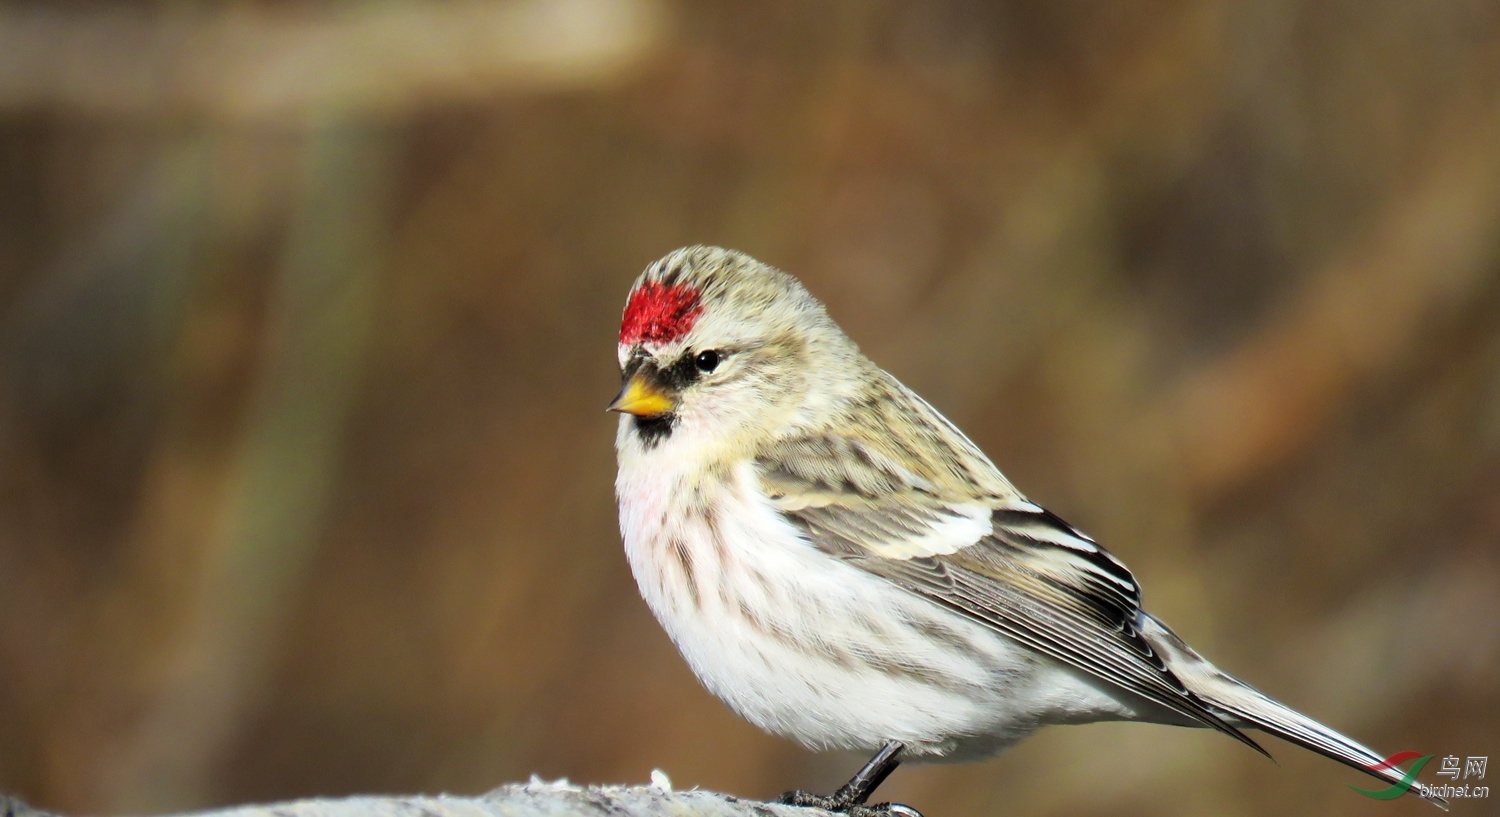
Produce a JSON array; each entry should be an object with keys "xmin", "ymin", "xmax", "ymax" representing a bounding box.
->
[{"xmin": 757, "ymin": 432, "xmax": 1264, "ymax": 755}]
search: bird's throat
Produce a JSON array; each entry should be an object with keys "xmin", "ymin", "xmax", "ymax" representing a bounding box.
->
[{"xmin": 632, "ymin": 412, "xmax": 677, "ymax": 447}]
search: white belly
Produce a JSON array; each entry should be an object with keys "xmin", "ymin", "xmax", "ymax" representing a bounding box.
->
[{"xmin": 615, "ymin": 457, "xmax": 1137, "ymax": 759}]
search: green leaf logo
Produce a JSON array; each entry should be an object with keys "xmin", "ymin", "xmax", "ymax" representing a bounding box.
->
[{"xmin": 1351, "ymin": 753, "xmax": 1433, "ymax": 800}]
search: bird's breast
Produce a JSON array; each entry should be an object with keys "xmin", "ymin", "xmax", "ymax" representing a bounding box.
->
[{"xmin": 614, "ymin": 457, "xmax": 1057, "ymax": 756}]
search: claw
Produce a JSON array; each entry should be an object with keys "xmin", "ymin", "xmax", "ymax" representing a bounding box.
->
[
  {"xmin": 775, "ymin": 791, "xmax": 923, "ymax": 817},
  {"xmin": 775, "ymin": 742, "xmax": 922, "ymax": 817}
]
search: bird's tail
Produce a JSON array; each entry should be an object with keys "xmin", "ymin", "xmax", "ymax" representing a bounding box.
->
[{"xmin": 1141, "ymin": 615, "xmax": 1450, "ymax": 811}]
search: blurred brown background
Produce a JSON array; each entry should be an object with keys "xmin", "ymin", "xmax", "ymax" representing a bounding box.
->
[{"xmin": 1, "ymin": 1, "xmax": 1498, "ymax": 816}]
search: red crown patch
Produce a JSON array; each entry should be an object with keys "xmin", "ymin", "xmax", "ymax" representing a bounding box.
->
[{"xmin": 621, "ymin": 281, "xmax": 703, "ymax": 345}]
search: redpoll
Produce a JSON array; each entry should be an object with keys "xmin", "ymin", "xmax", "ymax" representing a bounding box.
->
[{"xmin": 609, "ymin": 246, "xmax": 1447, "ymax": 814}]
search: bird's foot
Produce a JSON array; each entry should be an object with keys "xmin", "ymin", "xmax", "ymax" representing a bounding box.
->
[
  {"xmin": 776, "ymin": 741, "xmax": 921, "ymax": 817},
  {"xmin": 775, "ymin": 789, "xmax": 923, "ymax": 817}
]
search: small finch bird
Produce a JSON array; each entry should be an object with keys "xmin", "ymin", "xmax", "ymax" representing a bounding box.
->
[{"xmin": 609, "ymin": 246, "xmax": 1446, "ymax": 814}]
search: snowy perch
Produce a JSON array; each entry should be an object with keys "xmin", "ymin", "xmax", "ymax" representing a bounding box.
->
[{"xmin": 2, "ymin": 774, "xmax": 854, "ymax": 817}]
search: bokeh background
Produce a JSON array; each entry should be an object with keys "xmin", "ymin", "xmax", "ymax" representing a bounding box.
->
[{"xmin": 2, "ymin": 1, "xmax": 1498, "ymax": 816}]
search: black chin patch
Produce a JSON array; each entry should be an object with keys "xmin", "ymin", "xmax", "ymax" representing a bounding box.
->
[{"xmin": 632, "ymin": 413, "xmax": 676, "ymax": 447}]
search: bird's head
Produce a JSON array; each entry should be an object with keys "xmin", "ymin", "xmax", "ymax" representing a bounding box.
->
[{"xmin": 609, "ymin": 246, "xmax": 863, "ymax": 455}]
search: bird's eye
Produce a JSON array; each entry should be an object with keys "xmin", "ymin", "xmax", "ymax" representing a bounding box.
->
[{"xmin": 694, "ymin": 349, "xmax": 721, "ymax": 373}]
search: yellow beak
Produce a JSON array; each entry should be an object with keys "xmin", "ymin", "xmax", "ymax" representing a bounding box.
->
[{"xmin": 607, "ymin": 375, "xmax": 676, "ymax": 418}]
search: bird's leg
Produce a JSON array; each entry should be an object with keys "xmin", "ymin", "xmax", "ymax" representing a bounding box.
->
[
  {"xmin": 828, "ymin": 741, "xmax": 905, "ymax": 808},
  {"xmin": 777, "ymin": 741, "xmax": 922, "ymax": 816}
]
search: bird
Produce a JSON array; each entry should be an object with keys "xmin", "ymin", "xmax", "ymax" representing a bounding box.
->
[{"xmin": 607, "ymin": 245, "xmax": 1447, "ymax": 814}]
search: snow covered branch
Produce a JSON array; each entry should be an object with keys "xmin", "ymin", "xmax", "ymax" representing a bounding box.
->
[{"xmin": 2, "ymin": 775, "xmax": 840, "ymax": 817}]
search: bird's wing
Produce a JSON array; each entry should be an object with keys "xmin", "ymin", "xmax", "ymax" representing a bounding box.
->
[{"xmin": 757, "ymin": 433, "xmax": 1265, "ymax": 754}]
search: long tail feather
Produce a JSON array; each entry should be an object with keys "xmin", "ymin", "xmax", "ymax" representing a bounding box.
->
[
  {"xmin": 1206, "ymin": 679, "xmax": 1449, "ymax": 810},
  {"xmin": 1141, "ymin": 615, "xmax": 1449, "ymax": 810}
]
